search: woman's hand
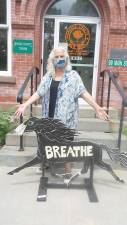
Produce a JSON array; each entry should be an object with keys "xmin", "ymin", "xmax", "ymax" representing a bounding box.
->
[
  {"xmin": 14, "ymin": 104, "xmax": 27, "ymax": 118},
  {"xmin": 81, "ymin": 91, "xmax": 110, "ymax": 121},
  {"xmin": 13, "ymin": 93, "xmax": 40, "ymax": 120},
  {"xmin": 95, "ymin": 107, "xmax": 109, "ymax": 121}
]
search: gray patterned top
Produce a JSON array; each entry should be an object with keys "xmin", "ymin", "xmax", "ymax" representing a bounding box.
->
[{"xmin": 37, "ymin": 70, "xmax": 86, "ymax": 129}]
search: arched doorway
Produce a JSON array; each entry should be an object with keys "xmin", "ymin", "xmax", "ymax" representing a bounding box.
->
[{"xmin": 42, "ymin": 0, "xmax": 101, "ymax": 105}]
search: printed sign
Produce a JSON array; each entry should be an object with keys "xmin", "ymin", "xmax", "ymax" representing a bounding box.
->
[
  {"xmin": 45, "ymin": 145, "xmax": 93, "ymax": 161},
  {"xmin": 110, "ymin": 48, "xmax": 127, "ymax": 60},
  {"xmin": 13, "ymin": 39, "xmax": 33, "ymax": 54},
  {"xmin": 71, "ymin": 56, "xmax": 83, "ymax": 61},
  {"xmin": 108, "ymin": 48, "xmax": 127, "ymax": 67},
  {"xmin": 65, "ymin": 24, "xmax": 90, "ymax": 56},
  {"xmin": 108, "ymin": 59, "xmax": 127, "ymax": 67}
]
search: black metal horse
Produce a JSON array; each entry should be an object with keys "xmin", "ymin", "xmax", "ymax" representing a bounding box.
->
[{"xmin": 8, "ymin": 117, "xmax": 127, "ymax": 202}]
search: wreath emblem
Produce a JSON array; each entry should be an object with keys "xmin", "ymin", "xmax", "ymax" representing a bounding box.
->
[{"xmin": 65, "ymin": 24, "xmax": 90, "ymax": 50}]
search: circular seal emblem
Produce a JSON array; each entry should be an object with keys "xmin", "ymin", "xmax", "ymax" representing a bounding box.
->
[{"xmin": 65, "ymin": 24, "xmax": 90, "ymax": 51}]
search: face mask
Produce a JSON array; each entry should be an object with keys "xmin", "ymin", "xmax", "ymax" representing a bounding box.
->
[{"xmin": 53, "ymin": 57, "xmax": 66, "ymax": 68}]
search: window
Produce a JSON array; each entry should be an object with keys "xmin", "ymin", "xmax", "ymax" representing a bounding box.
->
[
  {"xmin": 0, "ymin": 0, "xmax": 11, "ymax": 75},
  {"xmin": 43, "ymin": 18, "xmax": 55, "ymax": 74},
  {"xmin": 46, "ymin": 0, "xmax": 99, "ymax": 17}
]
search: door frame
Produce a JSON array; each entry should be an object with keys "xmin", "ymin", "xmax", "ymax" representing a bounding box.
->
[{"xmin": 42, "ymin": 15, "xmax": 101, "ymax": 103}]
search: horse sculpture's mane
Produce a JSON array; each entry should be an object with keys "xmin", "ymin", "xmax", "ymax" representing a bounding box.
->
[{"xmin": 25, "ymin": 117, "xmax": 77, "ymax": 143}]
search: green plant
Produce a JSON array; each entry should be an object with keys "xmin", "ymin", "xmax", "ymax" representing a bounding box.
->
[
  {"xmin": 123, "ymin": 126, "xmax": 127, "ymax": 136},
  {"xmin": 0, "ymin": 108, "xmax": 17, "ymax": 145}
]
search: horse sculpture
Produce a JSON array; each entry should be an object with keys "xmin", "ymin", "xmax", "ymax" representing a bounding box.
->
[{"xmin": 8, "ymin": 117, "xmax": 127, "ymax": 202}]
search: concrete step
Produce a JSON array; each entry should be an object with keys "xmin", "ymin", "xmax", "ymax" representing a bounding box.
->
[
  {"xmin": 0, "ymin": 146, "xmax": 36, "ymax": 167},
  {"xmin": 25, "ymin": 105, "xmax": 119, "ymax": 119},
  {"xmin": 79, "ymin": 106, "xmax": 119, "ymax": 119},
  {"xmin": 22, "ymin": 117, "xmax": 122, "ymax": 133},
  {"xmin": 75, "ymin": 131, "xmax": 127, "ymax": 151},
  {"xmin": 13, "ymin": 116, "xmax": 126, "ymax": 133},
  {"xmin": 5, "ymin": 130, "xmax": 127, "ymax": 151},
  {"xmin": 77, "ymin": 118, "xmax": 121, "ymax": 132}
]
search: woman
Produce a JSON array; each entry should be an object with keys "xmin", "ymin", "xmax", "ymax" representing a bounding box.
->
[{"xmin": 15, "ymin": 47, "xmax": 109, "ymax": 176}]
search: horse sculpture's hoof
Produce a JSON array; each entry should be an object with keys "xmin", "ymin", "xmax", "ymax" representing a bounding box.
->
[
  {"xmin": 37, "ymin": 194, "xmax": 47, "ymax": 202},
  {"xmin": 116, "ymin": 178, "xmax": 125, "ymax": 183},
  {"xmin": 119, "ymin": 179, "xmax": 125, "ymax": 183},
  {"xmin": 8, "ymin": 172, "xmax": 14, "ymax": 175}
]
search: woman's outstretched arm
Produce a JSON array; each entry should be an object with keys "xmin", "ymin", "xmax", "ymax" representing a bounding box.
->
[
  {"xmin": 14, "ymin": 92, "xmax": 40, "ymax": 118},
  {"xmin": 80, "ymin": 91, "xmax": 109, "ymax": 121}
]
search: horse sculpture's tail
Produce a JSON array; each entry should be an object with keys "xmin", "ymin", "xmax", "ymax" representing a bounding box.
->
[
  {"xmin": 117, "ymin": 152, "xmax": 127, "ymax": 167},
  {"xmin": 100, "ymin": 144, "xmax": 127, "ymax": 167}
]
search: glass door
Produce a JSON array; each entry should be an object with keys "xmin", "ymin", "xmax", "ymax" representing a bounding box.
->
[
  {"xmin": 43, "ymin": 17, "xmax": 101, "ymax": 105},
  {"xmin": 54, "ymin": 18, "xmax": 101, "ymax": 105}
]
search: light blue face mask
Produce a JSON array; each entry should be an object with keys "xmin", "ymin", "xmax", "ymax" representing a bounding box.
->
[{"xmin": 53, "ymin": 57, "xmax": 66, "ymax": 68}]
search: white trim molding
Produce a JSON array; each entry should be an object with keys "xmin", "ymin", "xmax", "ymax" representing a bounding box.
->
[{"xmin": 0, "ymin": 0, "xmax": 12, "ymax": 76}]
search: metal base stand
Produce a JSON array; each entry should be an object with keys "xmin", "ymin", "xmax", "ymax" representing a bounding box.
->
[
  {"xmin": 84, "ymin": 178, "xmax": 98, "ymax": 202},
  {"xmin": 37, "ymin": 158, "xmax": 98, "ymax": 202},
  {"xmin": 37, "ymin": 177, "xmax": 48, "ymax": 201}
]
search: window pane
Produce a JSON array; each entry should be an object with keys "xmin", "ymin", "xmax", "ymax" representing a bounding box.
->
[
  {"xmin": 72, "ymin": 66, "xmax": 93, "ymax": 94},
  {"xmin": 59, "ymin": 23, "xmax": 96, "ymax": 65},
  {"xmin": 43, "ymin": 18, "xmax": 55, "ymax": 74},
  {"xmin": 46, "ymin": 0, "xmax": 99, "ymax": 17},
  {"xmin": 0, "ymin": 0, "xmax": 6, "ymax": 24},
  {"xmin": 0, "ymin": 29, "xmax": 7, "ymax": 71}
]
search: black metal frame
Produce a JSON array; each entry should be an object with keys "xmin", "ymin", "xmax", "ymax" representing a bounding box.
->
[
  {"xmin": 100, "ymin": 70, "xmax": 127, "ymax": 150},
  {"xmin": 8, "ymin": 152, "xmax": 98, "ymax": 202},
  {"xmin": 37, "ymin": 156, "xmax": 98, "ymax": 203},
  {"xmin": 16, "ymin": 67, "xmax": 39, "ymax": 151}
]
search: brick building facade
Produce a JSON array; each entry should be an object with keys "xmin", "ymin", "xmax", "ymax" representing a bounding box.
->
[{"xmin": 0, "ymin": 0, "xmax": 127, "ymax": 107}]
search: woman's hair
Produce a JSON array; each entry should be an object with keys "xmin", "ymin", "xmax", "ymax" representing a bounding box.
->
[{"xmin": 46, "ymin": 47, "xmax": 72, "ymax": 77}]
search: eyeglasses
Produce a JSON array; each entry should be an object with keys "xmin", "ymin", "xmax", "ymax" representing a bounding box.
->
[{"xmin": 54, "ymin": 55, "xmax": 65, "ymax": 59}]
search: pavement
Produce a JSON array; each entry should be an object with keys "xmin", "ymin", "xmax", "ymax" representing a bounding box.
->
[{"xmin": 0, "ymin": 146, "xmax": 127, "ymax": 225}]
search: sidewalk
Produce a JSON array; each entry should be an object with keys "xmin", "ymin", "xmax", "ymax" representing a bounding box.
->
[{"xmin": 0, "ymin": 163, "xmax": 127, "ymax": 225}]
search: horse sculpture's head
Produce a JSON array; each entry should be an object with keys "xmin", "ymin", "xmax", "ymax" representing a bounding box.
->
[
  {"xmin": 23, "ymin": 117, "xmax": 76, "ymax": 143},
  {"xmin": 15, "ymin": 117, "xmax": 39, "ymax": 136},
  {"xmin": 24, "ymin": 117, "xmax": 39, "ymax": 132}
]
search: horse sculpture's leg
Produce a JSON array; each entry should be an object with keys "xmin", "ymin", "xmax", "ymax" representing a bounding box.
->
[
  {"xmin": 96, "ymin": 160, "xmax": 124, "ymax": 183},
  {"xmin": 37, "ymin": 155, "xmax": 48, "ymax": 201},
  {"xmin": 83, "ymin": 157, "xmax": 91, "ymax": 173},
  {"xmin": 8, "ymin": 156, "xmax": 41, "ymax": 175},
  {"xmin": 95, "ymin": 149, "xmax": 124, "ymax": 183}
]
